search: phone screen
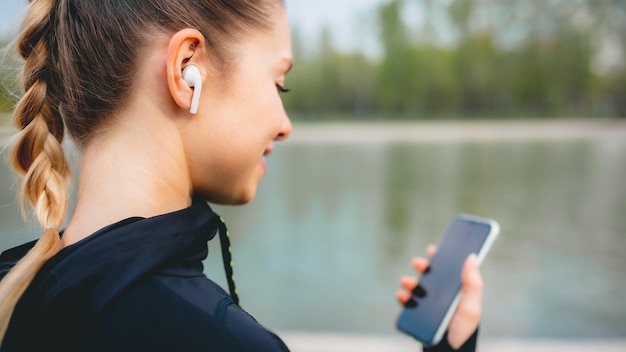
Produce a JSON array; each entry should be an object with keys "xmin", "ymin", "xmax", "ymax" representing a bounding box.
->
[{"xmin": 397, "ymin": 216, "xmax": 496, "ymax": 345}]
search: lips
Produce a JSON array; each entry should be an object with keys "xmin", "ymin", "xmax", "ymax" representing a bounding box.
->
[{"xmin": 260, "ymin": 147, "xmax": 271, "ymax": 174}]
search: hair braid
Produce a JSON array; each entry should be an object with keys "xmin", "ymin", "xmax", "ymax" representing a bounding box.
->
[{"xmin": 0, "ymin": 0, "xmax": 70, "ymax": 344}]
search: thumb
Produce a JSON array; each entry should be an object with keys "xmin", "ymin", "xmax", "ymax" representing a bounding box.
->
[{"xmin": 447, "ymin": 254, "xmax": 482, "ymax": 349}]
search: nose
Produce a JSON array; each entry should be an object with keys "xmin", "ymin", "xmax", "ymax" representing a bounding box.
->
[{"xmin": 274, "ymin": 112, "xmax": 292, "ymax": 141}]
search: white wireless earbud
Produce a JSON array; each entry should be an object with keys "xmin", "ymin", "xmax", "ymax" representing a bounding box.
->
[{"xmin": 182, "ymin": 65, "xmax": 202, "ymax": 114}]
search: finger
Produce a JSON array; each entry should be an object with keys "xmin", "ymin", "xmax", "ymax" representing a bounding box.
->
[
  {"xmin": 459, "ymin": 254, "xmax": 483, "ymax": 312},
  {"xmin": 411, "ymin": 257, "xmax": 430, "ymax": 275},
  {"xmin": 396, "ymin": 289, "xmax": 411, "ymax": 305},
  {"xmin": 427, "ymin": 244, "xmax": 437, "ymax": 258},
  {"xmin": 447, "ymin": 254, "xmax": 483, "ymax": 349},
  {"xmin": 400, "ymin": 276, "xmax": 418, "ymax": 292}
]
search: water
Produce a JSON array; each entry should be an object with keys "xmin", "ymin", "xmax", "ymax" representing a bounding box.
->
[{"xmin": 1, "ymin": 126, "xmax": 625, "ymax": 339}]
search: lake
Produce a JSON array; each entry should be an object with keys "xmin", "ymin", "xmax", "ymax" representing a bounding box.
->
[{"xmin": 1, "ymin": 120, "xmax": 625, "ymax": 339}]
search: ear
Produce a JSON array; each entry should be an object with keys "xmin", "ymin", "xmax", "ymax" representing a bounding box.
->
[{"xmin": 166, "ymin": 29, "xmax": 208, "ymax": 114}]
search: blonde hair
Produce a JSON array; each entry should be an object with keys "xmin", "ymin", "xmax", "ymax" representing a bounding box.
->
[
  {"xmin": 0, "ymin": 0, "xmax": 280, "ymax": 345},
  {"xmin": 0, "ymin": 0, "xmax": 69, "ymax": 342}
]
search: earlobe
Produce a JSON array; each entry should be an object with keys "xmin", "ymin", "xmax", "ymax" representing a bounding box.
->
[{"xmin": 165, "ymin": 29, "xmax": 207, "ymax": 115}]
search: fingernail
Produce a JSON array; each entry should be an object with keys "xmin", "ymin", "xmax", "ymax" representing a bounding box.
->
[
  {"xmin": 412, "ymin": 284, "xmax": 427, "ymax": 298},
  {"xmin": 405, "ymin": 298, "xmax": 418, "ymax": 308},
  {"xmin": 469, "ymin": 253, "xmax": 479, "ymax": 266}
]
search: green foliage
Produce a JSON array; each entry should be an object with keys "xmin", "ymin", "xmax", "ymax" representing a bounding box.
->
[
  {"xmin": 282, "ymin": 27, "xmax": 377, "ymax": 118},
  {"xmin": 284, "ymin": 0, "xmax": 626, "ymax": 120},
  {"xmin": 0, "ymin": 1, "xmax": 623, "ymax": 120}
]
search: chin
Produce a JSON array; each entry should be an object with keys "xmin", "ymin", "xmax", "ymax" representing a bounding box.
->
[
  {"xmin": 202, "ymin": 187, "xmax": 257, "ymax": 206},
  {"xmin": 228, "ymin": 193, "xmax": 255, "ymax": 206},
  {"xmin": 234, "ymin": 187, "xmax": 258, "ymax": 205}
]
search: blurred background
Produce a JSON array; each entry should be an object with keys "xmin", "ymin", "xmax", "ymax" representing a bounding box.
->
[
  {"xmin": 1, "ymin": 0, "xmax": 625, "ymax": 348},
  {"xmin": 1, "ymin": 0, "xmax": 625, "ymax": 117},
  {"xmin": 281, "ymin": 0, "xmax": 626, "ymax": 120}
]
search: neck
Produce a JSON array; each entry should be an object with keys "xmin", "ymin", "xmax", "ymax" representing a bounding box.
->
[{"xmin": 62, "ymin": 109, "xmax": 192, "ymax": 247}]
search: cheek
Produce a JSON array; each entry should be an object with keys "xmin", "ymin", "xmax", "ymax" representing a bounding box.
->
[
  {"xmin": 187, "ymin": 85, "xmax": 285, "ymax": 202},
  {"xmin": 240, "ymin": 92, "xmax": 285, "ymax": 141},
  {"xmin": 188, "ymin": 132, "xmax": 261, "ymax": 195},
  {"xmin": 194, "ymin": 152, "xmax": 263, "ymax": 205}
]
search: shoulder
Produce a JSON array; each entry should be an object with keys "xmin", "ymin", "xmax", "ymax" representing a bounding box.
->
[
  {"xmin": 89, "ymin": 276, "xmax": 235, "ymax": 351},
  {"xmin": 0, "ymin": 240, "xmax": 38, "ymax": 281},
  {"xmin": 90, "ymin": 275, "xmax": 289, "ymax": 352}
]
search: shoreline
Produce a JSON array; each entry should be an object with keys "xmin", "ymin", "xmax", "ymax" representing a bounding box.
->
[
  {"xmin": 3, "ymin": 117, "xmax": 626, "ymax": 143},
  {"xmin": 287, "ymin": 118, "xmax": 626, "ymax": 144},
  {"xmin": 279, "ymin": 332, "xmax": 626, "ymax": 352}
]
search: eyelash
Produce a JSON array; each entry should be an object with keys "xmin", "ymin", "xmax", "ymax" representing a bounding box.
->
[{"xmin": 276, "ymin": 84, "xmax": 291, "ymax": 94}]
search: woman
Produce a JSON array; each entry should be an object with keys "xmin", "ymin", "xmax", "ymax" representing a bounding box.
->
[{"xmin": 0, "ymin": 0, "xmax": 482, "ymax": 350}]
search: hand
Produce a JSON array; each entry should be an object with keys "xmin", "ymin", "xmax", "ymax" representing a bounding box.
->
[{"xmin": 396, "ymin": 245, "xmax": 483, "ymax": 349}]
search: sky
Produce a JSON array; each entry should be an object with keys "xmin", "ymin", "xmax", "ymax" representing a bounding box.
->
[
  {"xmin": 0, "ymin": 0, "xmax": 385, "ymax": 54},
  {"xmin": 285, "ymin": 0, "xmax": 383, "ymax": 55},
  {"xmin": 0, "ymin": 0, "xmax": 26, "ymax": 37}
]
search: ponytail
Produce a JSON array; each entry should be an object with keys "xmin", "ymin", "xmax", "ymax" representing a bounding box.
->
[{"xmin": 0, "ymin": 0, "xmax": 70, "ymax": 344}]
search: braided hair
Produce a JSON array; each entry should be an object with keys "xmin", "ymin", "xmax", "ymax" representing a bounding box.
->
[{"xmin": 0, "ymin": 0, "xmax": 69, "ymax": 341}]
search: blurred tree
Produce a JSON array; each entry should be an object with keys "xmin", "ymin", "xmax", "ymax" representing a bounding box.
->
[
  {"xmin": 1, "ymin": 1, "xmax": 624, "ymax": 119},
  {"xmin": 282, "ymin": 27, "xmax": 376, "ymax": 117},
  {"xmin": 448, "ymin": 0, "xmax": 474, "ymax": 36},
  {"xmin": 375, "ymin": 0, "xmax": 418, "ymax": 113},
  {"xmin": 510, "ymin": 1, "xmax": 595, "ymax": 116},
  {"xmin": 586, "ymin": 0, "xmax": 626, "ymax": 116}
]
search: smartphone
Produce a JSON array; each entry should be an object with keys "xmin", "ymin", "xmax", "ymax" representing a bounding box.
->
[{"xmin": 396, "ymin": 214, "xmax": 499, "ymax": 346}]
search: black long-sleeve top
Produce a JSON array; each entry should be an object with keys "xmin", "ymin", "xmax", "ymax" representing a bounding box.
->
[{"xmin": 0, "ymin": 199, "xmax": 476, "ymax": 351}]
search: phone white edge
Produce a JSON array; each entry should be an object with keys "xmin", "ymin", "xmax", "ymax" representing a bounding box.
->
[{"xmin": 429, "ymin": 214, "xmax": 500, "ymax": 347}]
